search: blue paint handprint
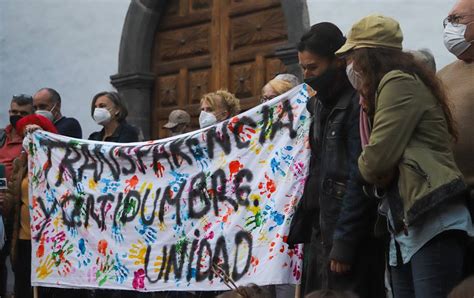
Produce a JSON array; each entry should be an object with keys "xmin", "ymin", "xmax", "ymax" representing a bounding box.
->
[
  {"xmin": 76, "ymin": 238, "xmax": 92, "ymax": 268},
  {"xmin": 135, "ymin": 219, "xmax": 157, "ymax": 245},
  {"xmin": 169, "ymin": 171, "xmax": 189, "ymax": 193},
  {"xmin": 263, "ymin": 205, "xmax": 285, "ymax": 231},
  {"xmin": 113, "ymin": 253, "xmax": 130, "ymax": 284},
  {"xmin": 112, "ymin": 224, "xmax": 125, "ymax": 243},
  {"xmin": 270, "ymin": 146, "xmax": 294, "ymax": 177},
  {"xmin": 100, "ymin": 178, "xmax": 120, "ymax": 194},
  {"xmin": 270, "ymin": 157, "xmax": 286, "ymax": 177},
  {"xmin": 190, "ymin": 143, "xmax": 210, "ymax": 170}
]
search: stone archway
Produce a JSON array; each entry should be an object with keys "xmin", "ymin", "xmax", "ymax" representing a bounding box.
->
[{"xmin": 111, "ymin": 0, "xmax": 309, "ymax": 140}]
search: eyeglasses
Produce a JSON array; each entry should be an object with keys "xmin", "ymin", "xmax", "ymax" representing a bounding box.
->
[
  {"xmin": 12, "ymin": 94, "xmax": 33, "ymax": 101},
  {"xmin": 260, "ymin": 96, "xmax": 275, "ymax": 103},
  {"xmin": 443, "ymin": 14, "xmax": 474, "ymax": 28}
]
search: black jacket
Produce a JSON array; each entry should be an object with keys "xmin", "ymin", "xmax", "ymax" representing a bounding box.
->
[
  {"xmin": 289, "ymin": 83, "xmax": 377, "ymax": 264},
  {"xmin": 55, "ymin": 116, "xmax": 82, "ymax": 138},
  {"xmin": 88, "ymin": 122, "xmax": 139, "ymax": 143}
]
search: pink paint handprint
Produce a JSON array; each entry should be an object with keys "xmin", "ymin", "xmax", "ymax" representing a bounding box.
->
[{"xmin": 132, "ymin": 269, "xmax": 145, "ymax": 290}]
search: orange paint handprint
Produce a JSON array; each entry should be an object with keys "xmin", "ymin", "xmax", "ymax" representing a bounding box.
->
[
  {"xmin": 125, "ymin": 175, "xmax": 139, "ymax": 193},
  {"xmin": 98, "ymin": 239, "xmax": 108, "ymax": 256}
]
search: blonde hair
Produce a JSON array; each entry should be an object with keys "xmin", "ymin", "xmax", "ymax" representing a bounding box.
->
[
  {"xmin": 200, "ymin": 89, "xmax": 240, "ymax": 117},
  {"xmin": 263, "ymin": 79, "xmax": 294, "ymax": 96}
]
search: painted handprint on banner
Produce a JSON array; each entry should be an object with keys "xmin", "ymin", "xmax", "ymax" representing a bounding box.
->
[
  {"xmin": 36, "ymin": 255, "xmax": 55, "ymax": 279},
  {"xmin": 245, "ymin": 194, "xmax": 264, "ymax": 231},
  {"xmin": 227, "ymin": 117, "xmax": 257, "ymax": 143},
  {"xmin": 258, "ymin": 173, "xmax": 277, "ymax": 198},
  {"xmin": 135, "ymin": 219, "xmax": 158, "ymax": 245},
  {"xmin": 113, "ymin": 253, "xmax": 130, "ymax": 284},
  {"xmin": 129, "ymin": 240, "xmax": 147, "ymax": 266},
  {"xmin": 77, "ymin": 238, "xmax": 93, "ymax": 268}
]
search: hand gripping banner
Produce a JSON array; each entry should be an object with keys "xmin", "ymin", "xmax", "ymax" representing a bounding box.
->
[{"xmin": 26, "ymin": 84, "xmax": 312, "ymax": 291}]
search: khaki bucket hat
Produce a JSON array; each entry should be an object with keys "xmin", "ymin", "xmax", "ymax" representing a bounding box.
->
[{"xmin": 336, "ymin": 13, "xmax": 403, "ymax": 56}]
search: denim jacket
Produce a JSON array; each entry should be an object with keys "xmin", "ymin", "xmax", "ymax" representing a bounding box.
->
[{"xmin": 290, "ymin": 82, "xmax": 378, "ymax": 264}]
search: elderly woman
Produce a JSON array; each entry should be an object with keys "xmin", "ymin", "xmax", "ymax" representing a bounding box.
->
[
  {"xmin": 261, "ymin": 74, "xmax": 300, "ymax": 103},
  {"xmin": 337, "ymin": 14, "xmax": 474, "ymax": 298}
]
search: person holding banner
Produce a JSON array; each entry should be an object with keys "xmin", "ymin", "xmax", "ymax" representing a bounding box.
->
[
  {"xmin": 89, "ymin": 91, "xmax": 145, "ymax": 298},
  {"xmin": 260, "ymin": 74, "xmax": 300, "ymax": 103},
  {"xmin": 288, "ymin": 22, "xmax": 384, "ymax": 297},
  {"xmin": 336, "ymin": 14, "xmax": 474, "ymax": 297},
  {"xmin": 0, "ymin": 93, "xmax": 34, "ymax": 297},
  {"xmin": 5, "ymin": 114, "xmax": 57, "ymax": 298},
  {"xmin": 89, "ymin": 91, "xmax": 139, "ymax": 143},
  {"xmin": 199, "ymin": 90, "xmax": 240, "ymax": 129}
]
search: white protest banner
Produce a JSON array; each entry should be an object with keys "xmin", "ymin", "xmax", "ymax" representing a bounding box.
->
[{"xmin": 27, "ymin": 84, "xmax": 312, "ymax": 291}]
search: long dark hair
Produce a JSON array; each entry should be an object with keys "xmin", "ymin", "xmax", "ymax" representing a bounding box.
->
[{"xmin": 353, "ymin": 48, "xmax": 458, "ymax": 141}]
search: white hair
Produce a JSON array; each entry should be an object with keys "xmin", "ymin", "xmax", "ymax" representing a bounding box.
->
[{"xmin": 274, "ymin": 73, "xmax": 300, "ymax": 88}]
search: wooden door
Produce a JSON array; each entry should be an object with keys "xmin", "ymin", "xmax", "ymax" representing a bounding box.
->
[{"xmin": 151, "ymin": 0, "xmax": 288, "ymax": 139}]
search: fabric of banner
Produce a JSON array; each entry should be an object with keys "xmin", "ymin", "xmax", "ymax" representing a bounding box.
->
[{"xmin": 26, "ymin": 84, "xmax": 312, "ymax": 291}]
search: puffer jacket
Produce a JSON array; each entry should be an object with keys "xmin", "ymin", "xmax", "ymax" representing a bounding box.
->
[{"xmin": 358, "ymin": 70, "xmax": 466, "ymax": 232}]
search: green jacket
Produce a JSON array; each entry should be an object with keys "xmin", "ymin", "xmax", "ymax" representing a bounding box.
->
[{"xmin": 358, "ymin": 70, "xmax": 465, "ymax": 228}]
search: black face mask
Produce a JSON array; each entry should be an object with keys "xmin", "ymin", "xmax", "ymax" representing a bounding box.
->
[
  {"xmin": 9, "ymin": 115, "xmax": 22, "ymax": 129},
  {"xmin": 304, "ymin": 67, "xmax": 338, "ymax": 98}
]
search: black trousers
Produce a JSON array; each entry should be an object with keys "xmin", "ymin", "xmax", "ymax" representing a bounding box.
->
[
  {"xmin": 303, "ymin": 216, "xmax": 386, "ymax": 298},
  {"xmin": 15, "ymin": 239, "xmax": 33, "ymax": 298}
]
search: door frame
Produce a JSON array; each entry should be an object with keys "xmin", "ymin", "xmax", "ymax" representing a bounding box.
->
[{"xmin": 110, "ymin": 0, "xmax": 309, "ymax": 140}]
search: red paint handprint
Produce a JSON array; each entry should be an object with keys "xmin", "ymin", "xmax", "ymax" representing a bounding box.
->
[
  {"xmin": 228, "ymin": 117, "xmax": 256, "ymax": 143},
  {"xmin": 258, "ymin": 173, "xmax": 277, "ymax": 198},
  {"xmin": 229, "ymin": 160, "xmax": 244, "ymax": 180}
]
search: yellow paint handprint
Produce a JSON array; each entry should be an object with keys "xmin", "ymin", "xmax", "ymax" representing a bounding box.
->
[
  {"xmin": 154, "ymin": 255, "xmax": 170, "ymax": 274},
  {"xmin": 36, "ymin": 255, "xmax": 55, "ymax": 279},
  {"xmin": 129, "ymin": 240, "xmax": 147, "ymax": 266}
]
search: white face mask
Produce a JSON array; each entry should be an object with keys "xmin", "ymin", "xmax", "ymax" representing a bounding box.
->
[
  {"xmin": 199, "ymin": 111, "xmax": 217, "ymax": 128},
  {"xmin": 35, "ymin": 103, "xmax": 57, "ymax": 122},
  {"xmin": 443, "ymin": 22, "xmax": 472, "ymax": 57},
  {"xmin": 346, "ymin": 62, "xmax": 362, "ymax": 90},
  {"xmin": 93, "ymin": 108, "xmax": 112, "ymax": 125}
]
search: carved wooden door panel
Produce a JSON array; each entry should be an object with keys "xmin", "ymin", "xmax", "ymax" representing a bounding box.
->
[{"xmin": 151, "ymin": 0, "xmax": 288, "ymax": 139}]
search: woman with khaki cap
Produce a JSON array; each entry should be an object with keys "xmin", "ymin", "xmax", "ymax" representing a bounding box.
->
[{"xmin": 336, "ymin": 14, "xmax": 474, "ymax": 298}]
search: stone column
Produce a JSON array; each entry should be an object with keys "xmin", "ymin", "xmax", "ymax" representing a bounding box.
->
[
  {"xmin": 275, "ymin": 0, "xmax": 310, "ymax": 81},
  {"xmin": 110, "ymin": 72, "xmax": 155, "ymax": 140},
  {"xmin": 110, "ymin": 0, "xmax": 167, "ymax": 140}
]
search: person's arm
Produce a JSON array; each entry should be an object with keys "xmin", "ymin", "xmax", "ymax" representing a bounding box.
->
[
  {"xmin": 358, "ymin": 72, "xmax": 425, "ymax": 185},
  {"xmin": 329, "ymin": 95, "xmax": 376, "ymax": 270}
]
